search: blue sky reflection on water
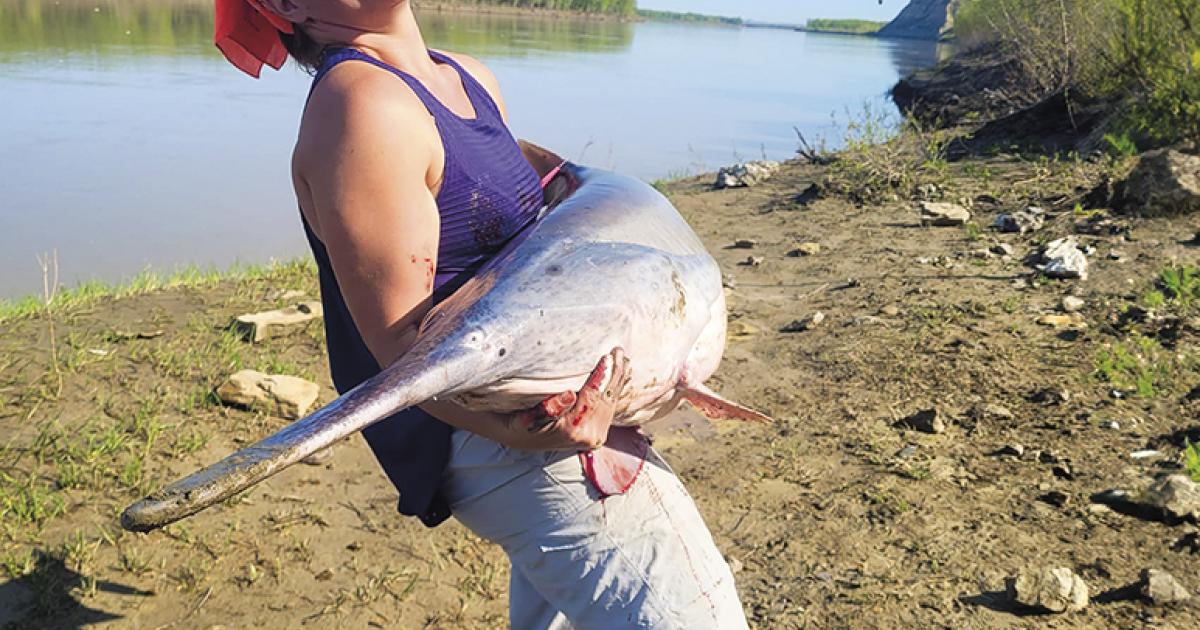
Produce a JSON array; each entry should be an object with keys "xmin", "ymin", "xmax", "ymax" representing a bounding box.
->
[{"xmin": 0, "ymin": 7, "xmax": 940, "ymax": 298}]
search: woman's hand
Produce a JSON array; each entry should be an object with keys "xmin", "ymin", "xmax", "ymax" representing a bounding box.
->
[{"xmin": 504, "ymin": 347, "xmax": 632, "ymax": 452}]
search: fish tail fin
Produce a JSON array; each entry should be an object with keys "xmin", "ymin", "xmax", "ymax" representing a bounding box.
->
[{"xmin": 680, "ymin": 383, "xmax": 772, "ymax": 423}]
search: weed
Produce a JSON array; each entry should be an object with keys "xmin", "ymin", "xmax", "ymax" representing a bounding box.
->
[
  {"xmin": 1141, "ymin": 290, "xmax": 1167, "ymax": 309},
  {"xmin": 1185, "ymin": 440, "xmax": 1200, "ymax": 482},
  {"xmin": 1159, "ymin": 266, "xmax": 1200, "ymax": 308},
  {"xmin": 964, "ymin": 222, "xmax": 983, "ymax": 241},
  {"xmin": 1093, "ymin": 336, "xmax": 1171, "ymax": 397}
]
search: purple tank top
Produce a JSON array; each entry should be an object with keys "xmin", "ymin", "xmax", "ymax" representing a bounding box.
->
[{"xmin": 301, "ymin": 48, "xmax": 544, "ymax": 526}]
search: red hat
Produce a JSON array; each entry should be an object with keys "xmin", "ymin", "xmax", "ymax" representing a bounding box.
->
[{"xmin": 214, "ymin": 0, "xmax": 295, "ymax": 78}]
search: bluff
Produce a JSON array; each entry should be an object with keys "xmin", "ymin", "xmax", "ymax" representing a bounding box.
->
[{"xmin": 878, "ymin": 0, "xmax": 960, "ymax": 41}]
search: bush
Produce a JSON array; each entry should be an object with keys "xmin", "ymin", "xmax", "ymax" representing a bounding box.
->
[{"xmin": 954, "ymin": 0, "xmax": 1200, "ymax": 146}]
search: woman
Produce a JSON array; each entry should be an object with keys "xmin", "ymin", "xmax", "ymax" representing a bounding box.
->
[{"xmin": 214, "ymin": 1, "xmax": 747, "ymax": 627}]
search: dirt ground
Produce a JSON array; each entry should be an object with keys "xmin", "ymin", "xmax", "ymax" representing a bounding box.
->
[{"xmin": 1, "ymin": 154, "xmax": 1198, "ymax": 629}]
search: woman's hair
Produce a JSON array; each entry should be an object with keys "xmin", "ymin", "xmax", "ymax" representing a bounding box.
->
[{"xmin": 279, "ymin": 25, "xmax": 327, "ymax": 74}]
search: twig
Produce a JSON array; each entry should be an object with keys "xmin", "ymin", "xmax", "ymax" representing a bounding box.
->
[
  {"xmin": 36, "ymin": 251, "xmax": 63, "ymax": 399},
  {"xmin": 153, "ymin": 586, "xmax": 213, "ymax": 630},
  {"xmin": 793, "ymin": 127, "xmax": 833, "ymax": 165}
]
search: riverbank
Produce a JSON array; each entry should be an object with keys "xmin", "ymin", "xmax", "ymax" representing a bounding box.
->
[{"xmin": 2, "ymin": 135, "xmax": 1199, "ymax": 625}]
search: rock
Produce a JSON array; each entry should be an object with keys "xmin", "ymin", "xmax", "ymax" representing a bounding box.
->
[
  {"xmin": 781, "ymin": 312, "xmax": 825, "ymax": 333},
  {"xmin": 1030, "ymin": 388, "xmax": 1071, "ymax": 405},
  {"xmin": 900, "ymin": 408, "xmax": 946, "ymax": 435},
  {"xmin": 1038, "ymin": 237, "xmax": 1089, "ymax": 280},
  {"xmin": 233, "ymin": 301, "xmax": 324, "ymax": 343},
  {"xmin": 879, "ymin": 305, "xmax": 901, "ymax": 317},
  {"xmin": 1006, "ymin": 567, "xmax": 1090, "ymax": 613},
  {"xmin": 726, "ymin": 556, "xmax": 745, "ymax": 575},
  {"xmin": 1036, "ymin": 314, "xmax": 1078, "ymax": 328},
  {"xmin": 1140, "ymin": 475, "xmax": 1200, "ymax": 523},
  {"xmin": 990, "ymin": 243, "xmax": 1015, "ymax": 257},
  {"xmin": 1129, "ymin": 449, "xmax": 1162, "ymax": 461},
  {"xmin": 729, "ymin": 239, "xmax": 757, "ymax": 249},
  {"xmin": 727, "ymin": 320, "xmax": 761, "ymax": 341},
  {"xmin": 919, "ymin": 201, "xmax": 971, "ymax": 226},
  {"xmin": 740, "ymin": 256, "xmax": 765, "ymax": 268},
  {"xmin": 714, "ymin": 161, "xmax": 781, "ymax": 189},
  {"xmin": 1140, "ymin": 569, "xmax": 1192, "ymax": 605},
  {"xmin": 1118, "ymin": 148, "xmax": 1200, "ymax": 217},
  {"xmin": 975, "ymin": 403, "xmax": 1014, "ymax": 422},
  {"xmin": 998, "ymin": 444, "xmax": 1026, "ymax": 457},
  {"xmin": 1038, "ymin": 491, "xmax": 1070, "ymax": 508},
  {"xmin": 216, "ymin": 370, "xmax": 320, "ymax": 420},
  {"xmin": 1061, "ymin": 296, "xmax": 1085, "ymax": 313},
  {"xmin": 788, "ymin": 242, "xmax": 822, "ymax": 257},
  {"xmin": 994, "ymin": 208, "xmax": 1045, "ymax": 234}
]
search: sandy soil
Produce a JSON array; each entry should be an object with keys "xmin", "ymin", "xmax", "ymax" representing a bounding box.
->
[{"xmin": 1, "ymin": 155, "xmax": 1198, "ymax": 628}]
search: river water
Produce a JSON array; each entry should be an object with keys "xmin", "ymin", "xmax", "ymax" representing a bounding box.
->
[{"xmin": 0, "ymin": 1, "xmax": 944, "ymax": 298}]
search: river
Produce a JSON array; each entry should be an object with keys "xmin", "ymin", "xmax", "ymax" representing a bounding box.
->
[{"xmin": 0, "ymin": 0, "xmax": 945, "ymax": 298}]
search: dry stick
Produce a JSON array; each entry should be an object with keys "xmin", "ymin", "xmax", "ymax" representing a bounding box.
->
[{"xmin": 36, "ymin": 251, "xmax": 63, "ymax": 400}]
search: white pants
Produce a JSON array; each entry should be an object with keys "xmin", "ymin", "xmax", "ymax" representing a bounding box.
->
[{"xmin": 443, "ymin": 431, "xmax": 748, "ymax": 630}]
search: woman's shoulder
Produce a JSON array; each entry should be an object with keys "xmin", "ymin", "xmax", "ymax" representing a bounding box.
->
[{"xmin": 433, "ymin": 49, "xmax": 507, "ymax": 119}]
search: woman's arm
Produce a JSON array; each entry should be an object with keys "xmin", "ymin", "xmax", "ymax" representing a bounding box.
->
[{"xmin": 295, "ymin": 65, "xmax": 620, "ymax": 451}]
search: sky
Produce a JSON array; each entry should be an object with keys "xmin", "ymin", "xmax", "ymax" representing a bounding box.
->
[{"xmin": 639, "ymin": 0, "xmax": 905, "ymax": 25}]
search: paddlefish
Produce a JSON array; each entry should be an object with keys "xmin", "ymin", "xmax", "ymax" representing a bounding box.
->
[{"xmin": 121, "ymin": 160, "xmax": 769, "ymax": 532}]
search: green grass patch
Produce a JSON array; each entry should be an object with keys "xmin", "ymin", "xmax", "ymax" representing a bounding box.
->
[
  {"xmin": 0, "ymin": 258, "xmax": 317, "ymax": 324},
  {"xmin": 1185, "ymin": 440, "xmax": 1200, "ymax": 482},
  {"xmin": 1093, "ymin": 336, "xmax": 1170, "ymax": 398}
]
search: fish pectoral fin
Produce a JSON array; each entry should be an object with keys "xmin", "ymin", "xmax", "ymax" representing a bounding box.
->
[{"xmin": 679, "ymin": 383, "xmax": 772, "ymax": 423}]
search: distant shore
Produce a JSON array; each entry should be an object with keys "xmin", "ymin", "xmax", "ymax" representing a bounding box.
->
[{"xmin": 413, "ymin": 1, "xmax": 637, "ymax": 22}]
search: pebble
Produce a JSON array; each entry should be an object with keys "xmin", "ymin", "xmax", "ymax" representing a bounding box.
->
[
  {"xmin": 1141, "ymin": 569, "xmax": 1192, "ymax": 605},
  {"xmin": 976, "ymin": 403, "xmax": 1014, "ymax": 422},
  {"xmin": 1006, "ymin": 566, "xmax": 1090, "ymax": 613},
  {"xmin": 879, "ymin": 305, "xmax": 901, "ymax": 317},
  {"xmin": 730, "ymin": 239, "xmax": 757, "ymax": 249},
  {"xmin": 726, "ymin": 556, "xmax": 745, "ymax": 574},
  {"xmin": 781, "ymin": 312, "xmax": 825, "ymax": 333},
  {"xmin": 1129, "ymin": 450, "xmax": 1162, "ymax": 460},
  {"xmin": 789, "ymin": 242, "xmax": 822, "ymax": 257},
  {"xmin": 740, "ymin": 256, "xmax": 765, "ymax": 267},
  {"xmin": 919, "ymin": 201, "xmax": 971, "ymax": 226},
  {"xmin": 901, "ymin": 408, "xmax": 946, "ymax": 435},
  {"xmin": 990, "ymin": 243, "xmax": 1016, "ymax": 257},
  {"xmin": 302, "ymin": 447, "xmax": 335, "ymax": 466},
  {"xmin": 994, "ymin": 208, "xmax": 1045, "ymax": 234},
  {"xmin": 998, "ymin": 444, "xmax": 1026, "ymax": 457},
  {"xmin": 1036, "ymin": 314, "xmax": 1082, "ymax": 328},
  {"xmin": 1061, "ymin": 296, "xmax": 1085, "ymax": 313}
]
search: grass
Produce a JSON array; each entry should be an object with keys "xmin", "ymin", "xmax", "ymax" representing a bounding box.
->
[
  {"xmin": 1093, "ymin": 336, "xmax": 1168, "ymax": 398},
  {"xmin": 1185, "ymin": 440, "xmax": 1200, "ymax": 482},
  {"xmin": 0, "ymin": 259, "xmax": 318, "ymax": 324},
  {"xmin": 0, "ymin": 254, "xmax": 335, "ymax": 624}
]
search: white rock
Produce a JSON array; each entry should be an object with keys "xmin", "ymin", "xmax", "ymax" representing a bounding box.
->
[
  {"xmin": 995, "ymin": 208, "xmax": 1045, "ymax": 234},
  {"xmin": 1141, "ymin": 569, "xmax": 1192, "ymax": 605},
  {"xmin": 789, "ymin": 242, "xmax": 822, "ymax": 257},
  {"xmin": 233, "ymin": 301, "xmax": 324, "ymax": 343},
  {"xmin": 1006, "ymin": 567, "xmax": 1090, "ymax": 613},
  {"xmin": 714, "ymin": 161, "xmax": 781, "ymax": 189},
  {"xmin": 1061, "ymin": 296, "xmax": 1085, "ymax": 313},
  {"xmin": 217, "ymin": 370, "xmax": 320, "ymax": 420},
  {"xmin": 1039, "ymin": 237, "xmax": 1089, "ymax": 280},
  {"xmin": 919, "ymin": 201, "xmax": 971, "ymax": 226},
  {"xmin": 1141, "ymin": 475, "xmax": 1200, "ymax": 522}
]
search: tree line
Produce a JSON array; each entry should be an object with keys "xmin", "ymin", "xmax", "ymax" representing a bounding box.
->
[{"xmin": 436, "ymin": 0, "xmax": 638, "ymax": 16}]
